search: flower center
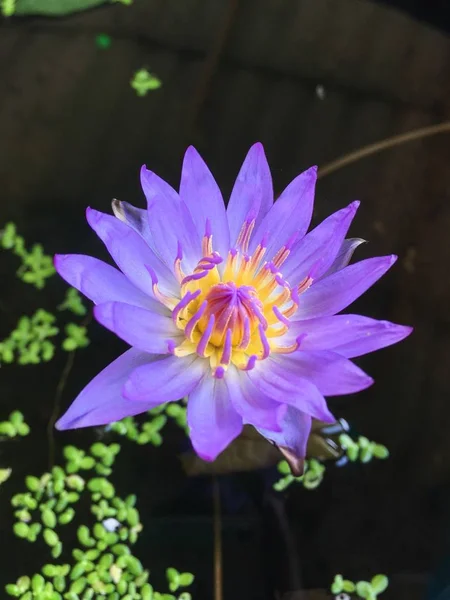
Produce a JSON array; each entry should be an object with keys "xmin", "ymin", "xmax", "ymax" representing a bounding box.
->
[{"xmin": 151, "ymin": 220, "xmax": 307, "ymax": 377}]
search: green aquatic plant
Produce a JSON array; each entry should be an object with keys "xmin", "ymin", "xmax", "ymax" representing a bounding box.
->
[
  {"xmin": 0, "ymin": 310, "xmax": 58, "ymax": 365},
  {"xmin": 338, "ymin": 434, "xmax": 389, "ymax": 464},
  {"xmin": 0, "ymin": 223, "xmax": 90, "ymax": 366},
  {"xmin": 331, "ymin": 573, "xmax": 389, "ymax": 599},
  {"xmin": 1, "ymin": 222, "xmax": 55, "ymax": 289},
  {"xmin": 61, "ymin": 323, "xmax": 90, "ymax": 352},
  {"xmin": 57, "ymin": 289, "xmax": 87, "ymax": 317},
  {"xmin": 131, "ymin": 69, "xmax": 162, "ymax": 96},
  {"xmin": 7, "ymin": 441, "xmax": 195, "ymax": 599},
  {"xmin": 0, "ymin": 411, "xmax": 30, "ymax": 438},
  {"xmin": 109, "ymin": 401, "xmax": 188, "ymax": 446},
  {"xmin": 273, "ymin": 458, "xmax": 325, "ymax": 492}
]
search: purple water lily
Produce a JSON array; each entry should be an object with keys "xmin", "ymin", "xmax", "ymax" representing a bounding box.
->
[{"xmin": 55, "ymin": 143, "xmax": 411, "ymax": 474}]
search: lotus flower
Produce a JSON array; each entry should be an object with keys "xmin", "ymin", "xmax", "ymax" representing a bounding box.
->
[{"xmin": 55, "ymin": 143, "xmax": 411, "ymax": 473}]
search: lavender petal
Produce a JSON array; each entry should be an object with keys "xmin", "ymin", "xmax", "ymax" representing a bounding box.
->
[
  {"xmin": 227, "ymin": 143, "xmax": 273, "ymax": 247},
  {"xmin": 56, "ymin": 349, "xmax": 157, "ymax": 429},
  {"xmin": 180, "ymin": 146, "xmax": 230, "ymax": 258},
  {"xmin": 282, "ymin": 201, "xmax": 359, "ymax": 285},
  {"xmin": 94, "ymin": 302, "xmax": 181, "ymax": 354},
  {"xmin": 187, "ymin": 375, "xmax": 243, "ymax": 461},
  {"xmin": 296, "ymin": 255, "xmax": 397, "ymax": 319},
  {"xmin": 123, "ymin": 354, "xmax": 206, "ymax": 403}
]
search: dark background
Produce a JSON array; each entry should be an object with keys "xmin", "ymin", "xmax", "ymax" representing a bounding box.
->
[{"xmin": 1, "ymin": 1, "xmax": 450, "ymax": 598}]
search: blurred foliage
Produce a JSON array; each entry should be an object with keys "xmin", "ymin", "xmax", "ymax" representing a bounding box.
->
[
  {"xmin": 108, "ymin": 402, "xmax": 187, "ymax": 447},
  {"xmin": 0, "ymin": 223, "xmax": 89, "ymax": 365},
  {"xmin": 0, "ymin": 411, "xmax": 30, "ymax": 438},
  {"xmin": 274, "ymin": 458, "xmax": 325, "ymax": 491},
  {"xmin": 9, "ymin": 0, "xmax": 108, "ymax": 16},
  {"xmin": 0, "ymin": 311, "xmax": 58, "ymax": 365},
  {"xmin": 131, "ymin": 69, "xmax": 162, "ymax": 96},
  {"xmin": 331, "ymin": 573, "xmax": 389, "ymax": 599},
  {"xmin": 1, "ymin": 223, "xmax": 55, "ymax": 289}
]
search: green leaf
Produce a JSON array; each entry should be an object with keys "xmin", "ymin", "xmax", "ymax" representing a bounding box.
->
[
  {"xmin": 372, "ymin": 444, "xmax": 389, "ymax": 459},
  {"xmin": 178, "ymin": 573, "xmax": 194, "ymax": 587},
  {"xmin": 342, "ymin": 580, "xmax": 356, "ymax": 593},
  {"xmin": 356, "ymin": 580, "xmax": 373, "ymax": 599},
  {"xmin": 331, "ymin": 574, "xmax": 344, "ymax": 594},
  {"xmin": 370, "ymin": 574, "xmax": 389, "ymax": 594},
  {"xmin": 277, "ymin": 461, "xmax": 291, "ymax": 475},
  {"xmin": 42, "ymin": 509, "xmax": 57, "ymax": 528},
  {"xmin": 13, "ymin": 522, "xmax": 29, "ymax": 538},
  {"xmin": 0, "ymin": 467, "xmax": 12, "ymax": 484},
  {"xmin": 5, "ymin": 584, "xmax": 20, "ymax": 597},
  {"xmin": 31, "ymin": 574, "xmax": 45, "ymax": 594},
  {"xmin": 43, "ymin": 528, "xmax": 59, "ymax": 547}
]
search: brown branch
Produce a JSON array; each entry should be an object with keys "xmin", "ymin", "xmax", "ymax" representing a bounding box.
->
[
  {"xmin": 47, "ymin": 350, "xmax": 76, "ymax": 469},
  {"xmin": 213, "ymin": 475, "xmax": 223, "ymax": 600},
  {"xmin": 318, "ymin": 121, "xmax": 450, "ymax": 179},
  {"xmin": 47, "ymin": 312, "xmax": 92, "ymax": 468}
]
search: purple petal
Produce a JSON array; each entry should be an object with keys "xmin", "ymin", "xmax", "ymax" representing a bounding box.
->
[
  {"xmin": 123, "ymin": 354, "xmax": 206, "ymax": 403},
  {"xmin": 147, "ymin": 194, "xmax": 202, "ymax": 273},
  {"xmin": 94, "ymin": 302, "xmax": 181, "ymax": 354},
  {"xmin": 272, "ymin": 350, "xmax": 374, "ymax": 396},
  {"xmin": 56, "ymin": 349, "xmax": 156, "ymax": 429},
  {"xmin": 227, "ymin": 143, "xmax": 273, "ymax": 247},
  {"xmin": 320, "ymin": 238, "xmax": 366, "ymax": 278},
  {"xmin": 187, "ymin": 375, "xmax": 243, "ymax": 461},
  {"xmin": 180, "ymin": 146, "xmax": 230, "ymax": 258},
  {"xmin": 247, "ymin": 359, "xmax": 334, "ymax": 422},
  {"xmin": 282, "ymin": 201, "xmax": 359, "ymax": 285},
  {"xmin": 140, "ymin": 165, "xmax": 180, "ymax": 204},
  {"xmin": 225, "ymin": 366, "xmax": 285, "ymax": 431},
  {"xmin": 256, "ymin": 407, "xmax": 312, "ymax": 476},
  {"xmin": 54, "ymin": 254, "xmax": 163, "ymax": 312},
  {"xmin": 249, "ymin": 166, "xmax": 317, "ymax": 259},
  {"xmin": 86, "ymin": 208, "xmax": 178, "ymax": 297},
  {"xmin": 111, "ymin": 199, "xmax": 153, "ymax": 248},
  {"xmin": 296, "ymin": 255, "xmax": 397, "ymax": 319},
  {"xmin": 286, "ymin": 314, "xmax": 413, "ymax": 358}
]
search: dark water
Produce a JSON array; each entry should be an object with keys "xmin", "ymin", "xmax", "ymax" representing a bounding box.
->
[{"xmin": 1, "ymin": 1, "xmax": 450, "ymax": 599}]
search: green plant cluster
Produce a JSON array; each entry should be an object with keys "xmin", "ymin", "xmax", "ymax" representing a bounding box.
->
[
  {"xmin": 331, "ymin": 574, "xmax": 389, "ymax": 599},
  {"xmin": 0, "ymin": 411, "xmax": 30, "ymax": 438},
  {"xmin": 1, "ymin": 223, "xmax": 55, "ymax": 289},
  {"xmin": 0, "ymin": 310, "xmax": 58, "ymax": 365},
  {"xmin": 0, "ymin": 223, "xmax": 89, "ymax": 365},
  {"xmin": 131, "ymin": 69, "xmax": 162, "ymax": 97},
  {"xmin": 338, "ymin": 434, "xmax": 389, "ymax": 463},
  {"xmin": 7, "ymin": 441, "xmax": 195, "ymax": 600},
  {"xmin": 273, "ymin": 458, "xmax": 325, "ymax": 492},
  {"xmin": 57, "ymin": 289, "xmax": 88, "ymax": 317},
  {"xmin": 109, "ymin": 402, "xmax": 188, "ymax": 447}
]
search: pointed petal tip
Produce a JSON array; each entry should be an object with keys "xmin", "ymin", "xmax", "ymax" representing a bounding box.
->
[
  {"xmin": 85, "ymin": 206, "xmax": 98, "ymax": 225},
  {"xmin": 277, "ymin": 445, "xmax": 305, "ymax": 476},
  {"xmin": 249, "ymin": 141, "xmax": 265, "ymax": 153},
  {"xmin": 195, "ymin": 449, "xmax": 216, "ymax": 463},
  {"xmin": 53, "ymin": 253, "xmax": 65, "ymax": 268},
  {"xmin": 55, "ymin": 412, "xmax": 79, "ymax": 431}
]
